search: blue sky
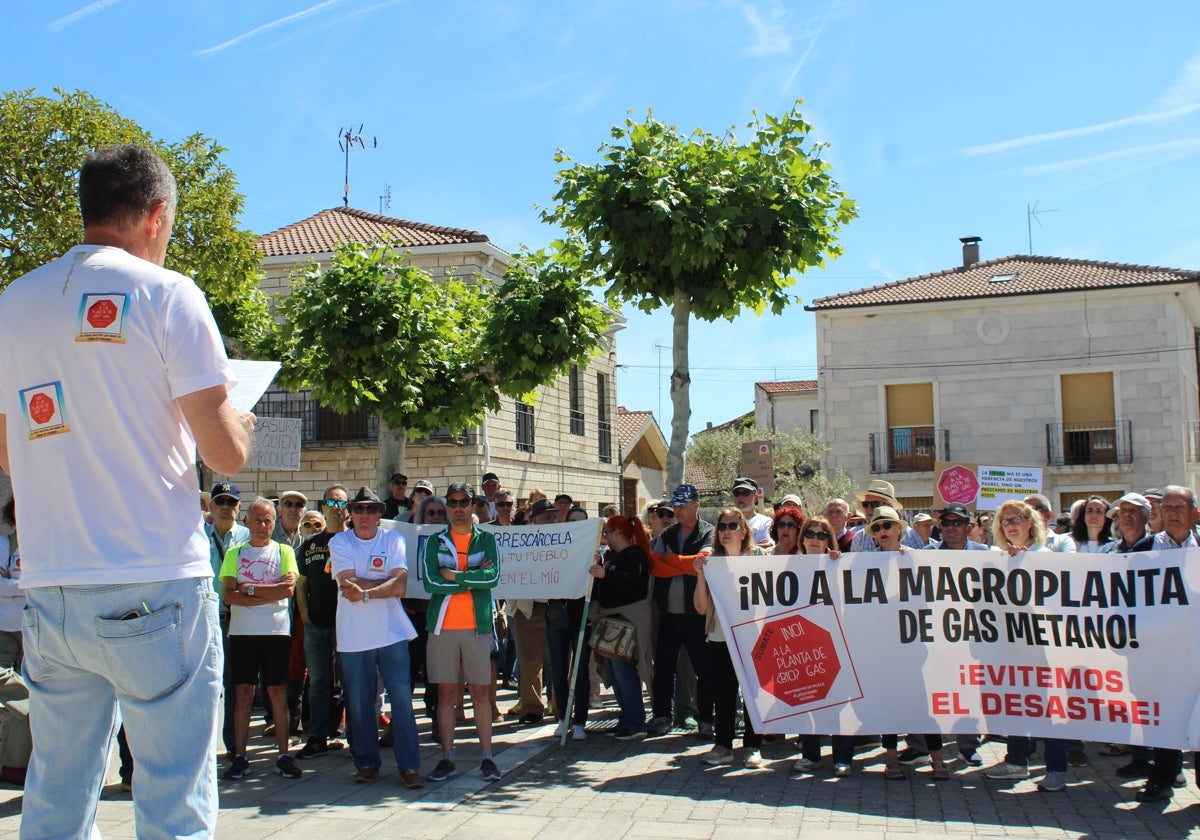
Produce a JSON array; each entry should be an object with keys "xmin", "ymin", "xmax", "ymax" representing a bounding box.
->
[{"xmin": 6, "ymin": 1, "xmax": 1200, "ymax": 440}]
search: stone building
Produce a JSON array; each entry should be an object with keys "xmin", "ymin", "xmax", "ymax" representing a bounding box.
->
[
  {"xmin": 217, "ymin": 207, "xmax": 625, "ymax": 512},
  {"xmin": 805, "ymin": 237, "xmax": 1200, "ymax": 512},
  {"xmin": 616, "ymin": 407, "xmax": 667, "ymax": 514}
]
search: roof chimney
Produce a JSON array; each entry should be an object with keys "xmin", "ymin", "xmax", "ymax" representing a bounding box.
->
[{"xmin": 960, "ymin": 236, "xmax": 981, "ymax": 267}]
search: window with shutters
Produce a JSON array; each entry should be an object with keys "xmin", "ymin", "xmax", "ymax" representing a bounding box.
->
[{"xmin": 884, "ymin": 383, "xmax": 935, "ymax": 471}]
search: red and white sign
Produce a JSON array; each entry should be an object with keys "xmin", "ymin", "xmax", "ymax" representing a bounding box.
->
[
  {"xmin": 933, "ymin": 461, "xmax": 980, "ymax": 509},
  {"xmin": 76, "ymin": 293, "xmax": 128, "ymax": 342},
  {"xmin": 752, "ymin": 609, "xmax": 842, "ymax": 706}
]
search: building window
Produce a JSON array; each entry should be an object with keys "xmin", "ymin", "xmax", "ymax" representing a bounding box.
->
[
  {"xmin": 597, "ymin": 373, "xmax": 612, "ymax": 464},
  {"xmin": 516, "ymin": 401, "xmax": 535, "ymax": 453},
  {"xmin": 569, "ymin": 365, "xmax": 585, "ymax": 436},
  {"xmin": 884, "ymin": 383, "xmax": 935, "ymax": 471},
  {"xmin": 809, "ymin": 409, "xmax": 819, "ymax": 435},
  {"xmin": 1058, "ymin": 372, "xmax": 1117, "ymax": 465}
]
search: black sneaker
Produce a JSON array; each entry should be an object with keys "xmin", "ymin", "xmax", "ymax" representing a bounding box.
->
[
  {"xmin": 426, "ymin": 758, "xmax": 458, "ymax": 782},
  {"xmin": 297, "ymin": 736, "xmax": 328, "ymax": 759},
  {"xmin": 897, "ymin": 748, "xmax": 931, "ymax": 766},
  {"xmin": 275, "ymin": 754, "xmax": 303, "ymax": 779},
  {"xmin": 223, "ymin": 754, "xmax": 250, "ymax": 780},
  {"xmin": 612, "ymin": 727, "xmax": 647, "ymax": 741},
  {"xmin": 1067, "ymin": 747, "xmax": 1087, "ymax": 767},
  {"xmin": 480, "ymin": 758, "xmax": 502, "ymax": 782}
]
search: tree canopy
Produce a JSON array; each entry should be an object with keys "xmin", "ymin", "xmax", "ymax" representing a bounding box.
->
[
  {"xmin": 276, "ymin": 242, "xmax": 609, "ymax": 487},
  {"xmin": 543, "ymin": 103, "xmax": 857, "ymax": 486},
  {"xmin": 0, "ymin": 87, "xmax": 271, "ymax": 353}
]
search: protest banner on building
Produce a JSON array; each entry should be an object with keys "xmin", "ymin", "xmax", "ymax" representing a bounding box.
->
[{"xmin": 701, "ymin": 548, "xmax": 1200, "ymax": 749}]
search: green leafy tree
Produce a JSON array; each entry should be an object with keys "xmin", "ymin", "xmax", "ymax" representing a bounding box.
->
[
  {"xmin": 686, "ymin": 423, "xmax": 854, "ymax": 512},
  {"xmin": 544, "ymin": 103, "xmax": 857, "ymax": 487},
  {"xmin": 276, "ymin": 242, "xmax": 609, "ymax": 489},
  {"xmin": 0, "ymin": 88, "xmax": 271, "ymax": 353}
]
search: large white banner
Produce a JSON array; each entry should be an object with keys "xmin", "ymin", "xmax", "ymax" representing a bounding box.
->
[
  {"xmin": 381, "ymin": 519, "xmax": 600, "ymax": 600},
  {"xmin": 703, "ymin": 548, "xmax": 1200, "ymax": 749}
]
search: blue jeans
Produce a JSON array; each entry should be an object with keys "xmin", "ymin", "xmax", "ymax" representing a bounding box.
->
[
  {"xmin": 802, "ymin": 734, "xmax": 855, "ymax": 764},
  {"xmin": 303, "ymin": 624, "xmax": 337, "ymax": 738},
  {"xmin": 652, "ymin": 611, "xmax": 713, "ymax": 723},
  {"xmin": 22, "ymin": 577, "xmax": 222, "ymax": 840},
  {"xmin": 547, "ymin": 617, "xmax": 592, "ymax": 725},
  {"xmin": 341, "ymin": 640, "xmax": 419, "ymax": 772},
  {"xmin": 602, "ymin": 653, "xmax": 647, "ymax": 732},
  {"xmin": 1006, "ymin": 735, "xmax": 1068, "ymax": 773}
]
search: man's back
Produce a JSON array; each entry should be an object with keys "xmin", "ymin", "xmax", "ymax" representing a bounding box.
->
[{"xmin": 0, "ymin": 245, "xmax": 231, "ymax": 586}]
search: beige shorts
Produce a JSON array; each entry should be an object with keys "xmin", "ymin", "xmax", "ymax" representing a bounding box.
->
[{"xmin": 427, "ymin": 628, "xmax": 492, "ymax": 685}]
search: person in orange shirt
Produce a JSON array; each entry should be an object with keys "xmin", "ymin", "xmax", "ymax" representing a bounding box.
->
[{"xmin": 422, "ymin": 483, "xmax": 501, "ymax": 783}]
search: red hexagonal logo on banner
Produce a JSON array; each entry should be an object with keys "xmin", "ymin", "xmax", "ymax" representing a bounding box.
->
[
  {"xmin": 751, "ymin": 611, "xmax": 840, "ymax": 706},
  {"xmin": 87, "ymin": 298, "xmax": 118, "ymax": 329},
  {"xmin": 937, "ymin": 465, "xmax": 979, "ymax": 506}
]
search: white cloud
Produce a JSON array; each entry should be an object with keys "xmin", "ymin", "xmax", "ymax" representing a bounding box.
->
[
  {"xmin": 48, "ymin": 0, "xmax": 121, "ymax": 32},
  {"xmin": 1154, "ymin": 50, "xmax": 1200, "ymax": 111},
  {"xmin": 1017, "ymin": 137, "xmax": 1200, "ymax": 175},
  {"xmin": 733, "ymin": 1, "xmax": 791, "ymax": 56},
  {"xmin": 963, "ymin": 105, "xmax": 1200, "ymax": 157},
  {"xmin": 195, "ymin": 0, "xmax": 346, "ymax": 57}
]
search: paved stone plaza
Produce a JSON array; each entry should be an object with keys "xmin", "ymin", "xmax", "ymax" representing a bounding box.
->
[{"xmin": 1, "ymin": 687, "xmax": 1197, "ymax": 838}]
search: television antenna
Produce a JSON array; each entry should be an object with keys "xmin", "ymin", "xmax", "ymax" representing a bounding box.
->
[
  {"xmin": 338, "ymin": 125, "xmax": 377, "ymax": 207},
  {"xmin": 379, "ymin": 183, "xmax": 392, "ymax": 216},
  {"xmin": 1026, "ymin": 200, "xmax": 1059, "ymax": 255}
]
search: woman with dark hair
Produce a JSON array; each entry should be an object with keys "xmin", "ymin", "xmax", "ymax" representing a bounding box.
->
[
  {"xmin": 694, "ymin": 509, "xmax": 765, "ymax": 767},
  {"xmin": 549, "ymin": 507, "xmax": 593, "ymax": 740},
  {"xmin": 1071, "ymin": 495, "xmax": 1112, "ymax": 552},
  {"xmin": 588, "ymin": 515, "xmax": 653, "ymax": 740},
  {"xmin": 770, "ymin": 506, "xmax": 805, "ymax": 556}
]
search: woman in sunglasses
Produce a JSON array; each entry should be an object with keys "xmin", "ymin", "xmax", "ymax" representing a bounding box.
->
[
  {"xmin": 646, "ymin": 501, "xmax": 674, "ymax": 540},
  {"xmin": 865, "ymin": 506, "xmax": 951, "ymax": 780},
  {"xmin": 770, "ymin": 506, "xmax": 805, "ymax": 556},
  {"xmin": 983, "ymin": 501, "xmax": 1067, "ymax": 791},
  {"xmin": 692, "ymin": 508, "xmax": 765, "ymax": 767},
  {"xmin": 792, "ymin": 515, "xmax": 861, "ymax": 777}
]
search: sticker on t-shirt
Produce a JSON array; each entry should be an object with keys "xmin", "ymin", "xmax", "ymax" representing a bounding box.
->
[
  {"xmin": 369, "ymin": 555, "xmax": 387, "ymax": 572},
  {"xmin": 76, "ymin": 293, "xmax": 129, "ymax": 342},
  {"xmin": 19, "ymin": 382, "xmax": 70, "ymax": 439}
]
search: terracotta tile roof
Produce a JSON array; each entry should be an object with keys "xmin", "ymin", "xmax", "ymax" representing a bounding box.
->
[
  {"xmin": 755, "ymin": 380, "xmax": 818, "ymax": 394},
  {"xmin": 617, "ymin": 407, "xmax": 656, "ymax": 450},
  {"xmin": 683, "ymin": 462, "xmax": 724, "ymax": 497},
  {"xmin": 807, "ymin": 255, "xmax": 1200, "ymax": 310},
  {"xmin": 255, "ymin": 207, "xmax": 489, "ymax": 257}
]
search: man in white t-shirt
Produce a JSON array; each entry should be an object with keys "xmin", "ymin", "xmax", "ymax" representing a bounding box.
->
[
  {"xmin": 731, "ymin": 476, "xmax": 773, "ymax": 549},
  {"xmin": 330, "ymin": 486, "xmax": 423, "ymax": 788},
  {"xmin": 0, "ymin": 144, "xmax": 254, "ymax": 838},
  {"xmin": 220, "ymin": 498, "xmax": 300, "ymax": 781}
]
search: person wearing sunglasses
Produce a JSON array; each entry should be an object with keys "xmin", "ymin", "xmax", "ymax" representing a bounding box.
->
[
  {"xmin": 383, "ymin": 474, "xmax": 410, "ymax": 521},
  {"xmin": 295, "ymin": 485, "xmax": 350, "ymax": 759},
  {"xmin": 984, "ymin": 500, "xmax": 1069, "ymax": 791},
  {"xmin": 694, "ymin": 509, "xmax": 766, "ymax": 768},
  {"xmin": 849, "ymin": 480, "xmax": 926, "ymax": 552},
  {"xmin": 730, "ymin": 477, "xmax": 774, "ymax": 550},
  {"xmin": 273, "ymin": 490, "xmax": 309, "ymax": 551},
  {"xmin": 770, "ymin": 506, "xmax": 805, "ymax": 556},
  {"xmin": 645, "ymin": 500, "xmax": 673, "ymax": 540},
  {"xmin": 406, "ymin": 494, "xmax": 449, "ymax": 726},
  {"xmin": 206, "ymin": 481, "xmax": 250, "ymax": 758},
  {"xmin": 492, "ymin": 490, "xmax": 515, "ymax": 526},
  {"xmin": 423, "ymin": 483, "xmax": 502, "ymax": 783},
  {"xmin": 329, "ymin": 486, "xmax": 422, "ymax": 788},
  {"xmin": 791, "ymin": 514, "xmax": 858, "ymax": 778}
]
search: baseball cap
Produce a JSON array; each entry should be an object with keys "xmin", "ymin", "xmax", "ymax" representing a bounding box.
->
[
  {"xmin": 1108, "ymin": 492, "xmax": 1151, "ymax": 519},
  {"xmin": 446, "ymin": 482, "xmax": 473, "ymax": 499},
  {"xmin": 210, "ymin": 481, "xmax": 240, "ymax": 501},
  {"xmin": 482, "ymin": 472, "xmax": 500, "ymax": 484},
  {"xmin": 279, "ymin": 490, "xmax": 308, "ymax": 504},
  {"xmin": 939, "ymin": 503, "xmax": 972, "ymax": 522},
  {"xmin": 732, "ymin": 476, "xmax": 759, "ymax": 492},
  {"xmin": 671, "ymin": 484, "xmax": 700, "ymax": 505},
  {"xmin": 411, "ymin": 479, "xmax": 435, "ymax": 494},
  {"xmin": 530, "ymin": 498, "xmax": 556, "ymax": 517}
]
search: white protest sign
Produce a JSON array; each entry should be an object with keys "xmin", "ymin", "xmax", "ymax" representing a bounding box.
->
[
  {"xmin": 976, "ymin": 465, "xmax": 1042, "ymax": 511},
  {"xmin": 703, "ymin": 548, "xmax": 1200, "ymax": 749},
  {"xmin": 380, "ymin": 519, "xmax": 600, "ymax": 600},
  {"xmin": 248, "ymin": 416, "xmax": 302, "ymax": 471}
]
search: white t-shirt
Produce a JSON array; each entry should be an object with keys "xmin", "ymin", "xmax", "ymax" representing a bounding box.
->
[
  {"xmin": 745, "ymin": 511, "xmax": 774, "ymax": 545},
  {"xmin": 0, "ymin": 245, "xmax": 234, "ymax": 587},
  {"xmin": 330, "ymin": 527, "xmax": 416, "ymax": 653},
  {"xmin": 220, "ymin": 542, "xmax": 297, "ymax": 636}
]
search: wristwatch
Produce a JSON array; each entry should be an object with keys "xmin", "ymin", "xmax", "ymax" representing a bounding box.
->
[
  {"xmin": 362, "ymin": 590, "xmax": 371, "ymax": 603},
  {"xmin": 247, "ymin": 584, "xmax": 256, "ymax": 597}
]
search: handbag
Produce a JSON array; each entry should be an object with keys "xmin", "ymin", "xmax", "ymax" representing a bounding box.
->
[{"xmin": 589, "ymin": 616, "xmax": 637, "ymax": 662}]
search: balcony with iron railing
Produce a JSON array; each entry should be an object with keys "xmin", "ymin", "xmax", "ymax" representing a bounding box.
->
[
  {"xmin": 869, "ymin": 427, "xmax": 949, "ymax": 473},
  {"xmin": 252, "ymin": 390, "xmax": 475, "ymax": 447},
  {"xmin": 1045, "ymin": 421, "xmax": 1132, "ymax": 466}
]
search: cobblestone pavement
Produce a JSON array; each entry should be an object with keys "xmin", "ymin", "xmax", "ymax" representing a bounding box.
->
[{"xmin": 1, "ymin": 687, "xmax": 1198, "ymax": 838}]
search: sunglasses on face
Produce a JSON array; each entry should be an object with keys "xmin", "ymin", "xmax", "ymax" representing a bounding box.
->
[
  {"xmin": 776, "ymin": 521, "xmax": 798, "ymax": 530},
  {"xmin": 802, "ymin": 530, "xmax": 830, "ymax": 541},
  {"xmin": 323, "ymin": 499, "xmax": 348, "ymax": 509},
  {"xmin": 732, "ymin": 489, "xmax": 754, "ymax": 497},
  {"xmin": 496, "ymin": 502, "xmax": 514, "ymax": 508},
  {"xmin": 445, "ymin": 498, "xmax": 472, "ymax": 508},
  {"xmin": 871, "ymin": 522, "xmax": 896, "ymax": 533},
  {"xmin": 860, "ymin": 500, "xmax": 884, "ymax": 509},
  {"xmin": 281, "ymin": 500, "xmax": 305, "ymax": 509},
  {"xmin": 301, "ymin": 521, "xmax": 323, "ymax": 530},
  {"xmin": 212, "ymin": 497, "xmax": 238, "ymax": 508},
  {"xmin": 655, "ymin": 509, "xmax": 675, "ymax": 519},
  {"xmin": 940, "ymin": 518, "xmax": 968, "ymax": 528},
  {"xmin": 351, "ymin": 505, "xmax": 382, "ymax": 515},
  {"xmin": 717, "ymin": 522, "xmax": 742, "ymax": 532}
]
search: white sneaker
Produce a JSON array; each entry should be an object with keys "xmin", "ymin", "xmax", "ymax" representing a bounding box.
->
[
  {"xmin": 833, "ymin": 762, "xmax": 852, "ymax": 777},
  {"xmin": 555, "ymin": 719, "xmax": 569, "ymax": 737},
  {"xmin": 791, "ymin": 756, "xmax": 819, "ymax": 773},
  {"xmin": 744, "ymin": 749, "xmax": 764, "ymax": 768},
  {"xmin": 984, "ymin": 762, "xmax": 1030, "ymax": 780},
  {"xmin": 571, "ymin": 724, "xmax": 587, "ymax": 741},
  {"xmin": 703, "ymin": 747, "xmax": 733, "ymax": 766}
]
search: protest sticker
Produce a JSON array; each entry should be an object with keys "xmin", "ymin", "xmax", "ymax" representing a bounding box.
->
[
  {"xmin": 976, "ymin": 465, "xmax": 1042, "ymax": 511},
  {"xmin": 933, "ymin": 461, "xmax": 980, "ymax": 509},
  {"xmin": 703, "ymin": 548, "xmax": 1200, "ymax": 748}
]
